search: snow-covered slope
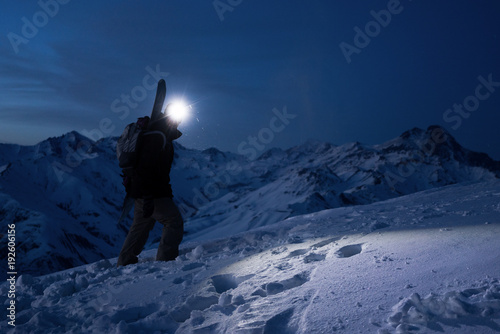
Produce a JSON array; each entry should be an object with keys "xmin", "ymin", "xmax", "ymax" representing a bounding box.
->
[
  {"xmin": 0, "ymin": 132, "xmax": 127, "ymax": 278},
  {"xmin": 0, "ymin": 126, "xmax": 498, "ymax": 278},
  {"xmin": 181, "ymin": 126, "xmax": 500, "ymax": 242},
  {"xmin": 2, "ymin": 181, "xmax": 499, "ymax": 333}
]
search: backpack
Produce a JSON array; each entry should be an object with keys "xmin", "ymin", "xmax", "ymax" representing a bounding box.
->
[
  {"xmin": 115, "ymin": 115, "xmax": 170, "ymax": 220},
  {"xmin": 116, "ymin": 117, "xmax": 168, "ymax": 192},
  {"xmin": 116, "ymin": 116, "xmax": 150, "ymax": 169}
]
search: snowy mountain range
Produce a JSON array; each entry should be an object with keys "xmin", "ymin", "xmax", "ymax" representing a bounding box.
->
[{"xmin": 0, "ymin": 125, "xmax": 499, "ymax": 279}]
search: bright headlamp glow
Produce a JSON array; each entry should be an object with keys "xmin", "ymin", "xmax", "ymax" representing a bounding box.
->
[{"xmin": 166, "ymin": 100, "xmax": 190, "ymax": 123}]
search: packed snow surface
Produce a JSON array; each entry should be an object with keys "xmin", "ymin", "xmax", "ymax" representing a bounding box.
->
[{"xmin": 2, "ymin": 180, "xmax": 499, "ymax": 333}]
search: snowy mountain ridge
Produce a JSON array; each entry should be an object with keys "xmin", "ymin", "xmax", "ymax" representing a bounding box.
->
[{"xmin": 0, "ymin": 125, "xmax": 499, "ymax": 278}]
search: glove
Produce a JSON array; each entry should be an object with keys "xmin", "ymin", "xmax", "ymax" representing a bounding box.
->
[{"xmin": 142, "ymin": 197, "xmax": 154, "ymax": 218}]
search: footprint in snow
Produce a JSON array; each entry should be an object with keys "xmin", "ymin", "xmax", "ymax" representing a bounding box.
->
[
  {"xmin": 287, "ymin": 249, "xmax": 308, "ymax": 258},
  {"xmin": 304, "ymin": 253, "xmax": 326, "ymax": 263},
  {"xmin": 284, "ymin": 240, "xmax": 333, "ymax": 265},
  {"xmin": 254, "ymin": 272, "xmax": 310, "ymax": 297},
  {"xmin": 170, "ymin": 273, "xmax": 254, "ymax": 324},
  {"xmin": 311, "ymin": 237, "xmax": 339, "ymax": 248},
  {"xmin": 335, "ymin": 244, "xmax": 363, "ymax": 258},
  {"xmin": 211, "ymin": 273, "xmax": 254, "ymax": 294}
]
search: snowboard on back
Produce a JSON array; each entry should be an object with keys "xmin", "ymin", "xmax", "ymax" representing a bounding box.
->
[{"xmin": 149, "ymin": 79, "xmax": 166, "ymax": 126}]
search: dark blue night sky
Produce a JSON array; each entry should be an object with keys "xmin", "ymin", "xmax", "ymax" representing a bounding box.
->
[{"xmin": 1, "ymin": 0, "xmax": 500, "ymax": 159}]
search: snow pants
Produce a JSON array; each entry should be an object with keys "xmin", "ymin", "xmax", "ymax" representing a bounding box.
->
[{"xmin": 117, "ymin": 197, "xmax": 184, "ymax": 267}]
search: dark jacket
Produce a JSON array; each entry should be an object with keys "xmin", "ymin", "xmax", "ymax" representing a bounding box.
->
[{"xmin": 128, "ymin": 117, "xmax": 182, "ymax": 199}]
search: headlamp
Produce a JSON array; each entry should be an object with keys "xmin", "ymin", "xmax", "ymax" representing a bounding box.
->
[{"xmin": 165, "ymin": 100, "xmax": 190, "ymax": 123}]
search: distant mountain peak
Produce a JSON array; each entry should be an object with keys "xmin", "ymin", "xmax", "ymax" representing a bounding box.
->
[
  {"xmin": 202, "ymin": 147, "xmax": 224, "ymax": 155},
  {"xmin": 398, "ymin": 125, "xmax": 454, "ymax": 145},
  {"xmin": 44, "ymin": 131, "xmax": 93, "ymax": 145},
  {"xmin": 286, "ymin": 140, "xmax": 336, "ymax": 160},
  {"xmin": 400, "ymin": 127, "xmax": 425, "ymax": 140},
  {"xmin": 258, "ymin": 147, "xmax": 285, "ymax": 160}
]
